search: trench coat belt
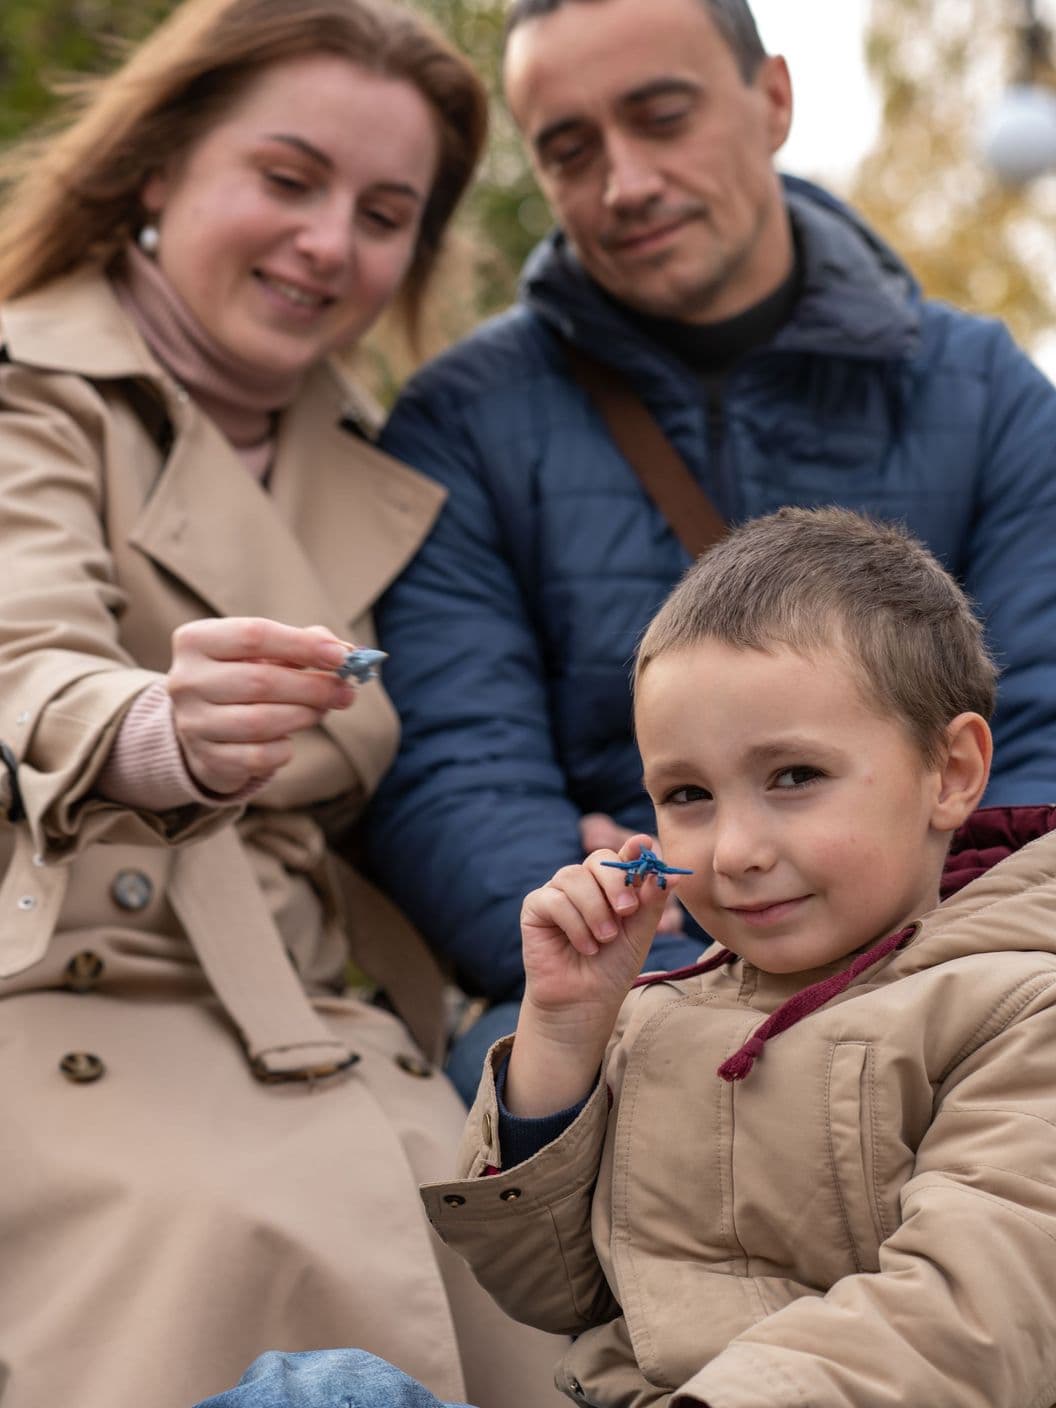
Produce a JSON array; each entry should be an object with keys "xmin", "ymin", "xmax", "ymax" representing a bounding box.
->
[
  {"xmin": 0, "ymin": 820, "xmax": 448, "ymax": 1077},
  {"xmin": 167, "ymin": 828, "xmax": 360, "ymax": 1082}
]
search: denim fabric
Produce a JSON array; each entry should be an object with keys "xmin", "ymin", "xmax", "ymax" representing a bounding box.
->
[
  {"xmin": 193, "ymin": 1350, "xmax": 473, "ymax": 1408},
  {"xmin": 444, "ymin": 999, "xmax": 520, "ymax": 1106}
]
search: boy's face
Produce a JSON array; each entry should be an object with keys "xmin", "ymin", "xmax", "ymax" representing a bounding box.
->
[{"xmin": 638, "ymin": 639, "xmax": 952, "ymax": 974}]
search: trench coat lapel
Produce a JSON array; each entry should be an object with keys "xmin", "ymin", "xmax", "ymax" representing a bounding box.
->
[
  {"xmin": 128, "ymin": 363, "xmax": 443, "ymax": 636},
  {"xmin": 127, "ymin": 364, "xmax": 445, "ymax": 787}
]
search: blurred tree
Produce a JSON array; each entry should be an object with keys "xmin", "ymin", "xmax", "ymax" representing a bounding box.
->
[
  {"xmin": 0, "ymin": 0, "xmax": 173, "ymax": 143},
  {"xmin": 849, "ymin": 0, "xmax": 1056, "ymax": 351}
]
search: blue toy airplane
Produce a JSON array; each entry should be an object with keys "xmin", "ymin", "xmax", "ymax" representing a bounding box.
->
[
  {"xmin": 601, "ymin": 848, "xmax": 693, "ymax": 890},
  {"xmin": 336, "ymin": 647, "xmax": 388, "ymax": 683}
]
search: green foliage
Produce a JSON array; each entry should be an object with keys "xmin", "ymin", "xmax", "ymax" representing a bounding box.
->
[
  {"xmin": 0, "ymin": 0, "xmax": 174, "ymax": 143},
  {"xmin": 849, "ymin": 0, "xmax": 1056, "ymax": 353}
]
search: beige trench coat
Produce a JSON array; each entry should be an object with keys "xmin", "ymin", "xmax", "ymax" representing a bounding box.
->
[
  {"xmin": 425, "ymin": 827, "xmax": 1056, "ymax": 1408},
  {"xmin": 0, "ymin": 268, "xmax": 564, "ymax": 1408}
]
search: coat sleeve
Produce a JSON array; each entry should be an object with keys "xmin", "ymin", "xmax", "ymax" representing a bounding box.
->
[
  {"xmin": 962, "ymin": 324, "xmax": 1056, "ymax": 804},
  {"xmin": 673, "ymin": 979, "xmax": 1056, "ymax": 1408},
  {"xmin": 420, "ymin": 1038, "xmax": 621, "ymax": 1336},
  {"xmin": 369, "ymin": 370, "xmax": 704, "ymax": 999},
  {"xmin": 0, "ymin": 361, "xmax": 239, "ymax": 856}
]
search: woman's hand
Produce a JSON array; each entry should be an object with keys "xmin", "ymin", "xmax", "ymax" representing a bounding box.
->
[
  {"xmin": 166, "ymin": 617, "xmax": 355, "ymax": 795},
  {"xmin": 507, "ymin": 836, "xmax": 677, "ymax": 1116}
]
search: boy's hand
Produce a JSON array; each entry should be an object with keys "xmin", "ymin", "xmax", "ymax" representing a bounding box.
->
[
  {"xmin": 509, "ymin": 836, "xmax": 678, "ymax": 1116},
  {"xmin": 580, "ymin": 812, "xmax": 686, "ymax": 934},
  {"xmin": 521, "ymin": 834, "xmax": 677, "ymax": 1016}
]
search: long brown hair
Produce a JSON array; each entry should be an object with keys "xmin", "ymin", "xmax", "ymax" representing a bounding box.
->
[{"xmin": 0, "ymin": 0, "xmax": 488, "ymax": 333}]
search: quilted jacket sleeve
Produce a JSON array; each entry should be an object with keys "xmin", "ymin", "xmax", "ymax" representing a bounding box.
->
[
  {"xmin": 673, "ymin": 977, "xmax": 1056, "ymax": 1408},
  {"xmin": 963, "ymin": 323, "xmax": 1056, "ymax": 804}
]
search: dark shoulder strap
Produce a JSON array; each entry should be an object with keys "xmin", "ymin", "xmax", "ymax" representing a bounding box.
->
[{"xmin": 565, "ymin": 345, "xmax": 727, "ymax": 560}]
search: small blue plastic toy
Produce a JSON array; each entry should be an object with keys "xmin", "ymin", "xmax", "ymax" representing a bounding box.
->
[
  {"xmin": 601, "ymin": 848, "xmax": 693, "ymax": 890},
  {"xmin": 336, "ymin": 647, "xmax": 389, "ymax": 683}
]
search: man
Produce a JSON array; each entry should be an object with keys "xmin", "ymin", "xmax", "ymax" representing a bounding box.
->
[{"xmin": 367, "ymin": 0, "xmax": 1056, "ymax": 1097}]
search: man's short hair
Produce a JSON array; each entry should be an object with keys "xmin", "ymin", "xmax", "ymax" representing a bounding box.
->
[
  {"xmin": 504, "ymin": 0, "xmax": 768, "ymax": 81},
  {"xmin": 635, "ymin": 507, "xmax": 998, "ymax": 766}
]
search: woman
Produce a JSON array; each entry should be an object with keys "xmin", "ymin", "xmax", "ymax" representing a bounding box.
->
[{"xmin": 0, "ymin": 3, "xmax": 563, "ymax": 1406}]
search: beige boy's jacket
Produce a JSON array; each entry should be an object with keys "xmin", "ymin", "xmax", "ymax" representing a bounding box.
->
[
  {"xmin": 424, "ymin": 824, "xmax": 1056, "ymax": 1408},
  {"xmin": 0, "ymin": 268, "xmax": 564, "ymax": 1408}
]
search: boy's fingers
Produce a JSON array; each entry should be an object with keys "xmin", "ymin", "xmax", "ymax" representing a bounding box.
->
[{"xmin": 530, "ymin": 866, "xmax": 624, "ymax": 949}]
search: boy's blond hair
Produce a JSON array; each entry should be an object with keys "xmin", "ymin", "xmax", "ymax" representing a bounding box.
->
[{"xmin": 635, "ymin": 507, "xmax": 998, "ymax": 766}]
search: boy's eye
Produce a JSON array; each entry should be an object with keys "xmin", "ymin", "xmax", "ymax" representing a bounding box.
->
[
  {"xmin": 772, "ymin": 766, "xmax": 823, "ymax": 790},
  {"xmin": 663, "ymin": 784, "xmax": 712, "ymax": 805}
]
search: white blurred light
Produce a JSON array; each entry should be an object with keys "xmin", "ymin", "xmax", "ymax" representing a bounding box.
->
[{"xmin": 980, "ymin": 83, "xmax": 1056, "ymax": 182}]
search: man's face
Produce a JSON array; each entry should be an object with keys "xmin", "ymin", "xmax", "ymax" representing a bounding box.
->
[{"xmin": 504, "ymin": 0, "xmax": 794, "ymax": 323}]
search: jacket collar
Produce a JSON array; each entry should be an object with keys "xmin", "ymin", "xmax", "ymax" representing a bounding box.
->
[{"xmin": 520, "ymin": 174, "xmax": 921, "ymax": 387}]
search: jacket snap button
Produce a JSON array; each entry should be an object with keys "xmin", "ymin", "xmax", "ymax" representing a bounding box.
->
[
  {"xmin": 110, "ymin": 869, "xmax": 153, "ymax": 912},
  {"xmin": 443, "ymin": 1194, "xmax": 466, "ymax": 1208},
  {"xmin": 17, "ymin": 894, "xmax": 36, "ymax": 911},
  {"xmin": 395, "ymin": 1052, "xmax": 434, "ymax": 1078},
  {"xmin": 500, "ymin": 1187, "xmax": 522, "ymax": 1202},
  {"xmin": 60, "ymin": 1051, "xmax": 105, "ymax": 1083},
  {"xmin": 65, "ymin": 950, "xmax": 105, "ymax": 993}
]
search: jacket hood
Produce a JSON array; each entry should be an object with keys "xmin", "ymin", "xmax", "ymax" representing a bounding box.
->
[{"xmin": 519, "ymin": 174, "xmax": 921, "ymax": 379}]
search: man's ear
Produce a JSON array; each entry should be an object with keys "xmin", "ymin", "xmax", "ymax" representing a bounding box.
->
[
  {"xmin": 931, "ymin": 712, "xmax": 992, "ymax": 833},
  {"xmin": 756, "ymin": 55, "xmax": 793, "ymax": 155}
]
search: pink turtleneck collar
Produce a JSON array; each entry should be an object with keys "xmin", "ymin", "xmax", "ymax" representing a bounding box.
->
[{"xmin": 113, "ymin": 244, "xmax": 303, "ymax": 481}]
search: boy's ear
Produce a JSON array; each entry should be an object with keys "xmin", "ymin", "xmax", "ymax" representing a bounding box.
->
[{"xmin": 931, "ymin": 712, "xmax": 992, "ymax": 832}]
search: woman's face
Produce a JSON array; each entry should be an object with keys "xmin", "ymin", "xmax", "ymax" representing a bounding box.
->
[{"xmin": 142, "ymin": 54, "xmax": 439, "ymax": 377}]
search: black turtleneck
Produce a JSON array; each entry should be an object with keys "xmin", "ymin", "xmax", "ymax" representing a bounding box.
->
[{"xmin": 619, "ymin": 239, "xmax": 803, "ymax": 378}]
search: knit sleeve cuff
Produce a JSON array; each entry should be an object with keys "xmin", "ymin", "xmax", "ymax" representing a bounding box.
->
[
  {"xmin": 495, "ymin": 1052, "xmax": 595, "ymax": 1167},
  {"xmin": 95, "ymin": 681, "xmax": 266, "ymax": 811}
]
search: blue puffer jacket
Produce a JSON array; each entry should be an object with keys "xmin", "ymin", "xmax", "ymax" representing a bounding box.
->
[{"xmin": 369, "ymin": 176, "xmax": 1056, "ymax": 1001}]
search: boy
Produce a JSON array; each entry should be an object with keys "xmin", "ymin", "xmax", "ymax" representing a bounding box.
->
[{"xmin": 199, "ymin": 508, "xmax": 1056, "ymax": 1408}]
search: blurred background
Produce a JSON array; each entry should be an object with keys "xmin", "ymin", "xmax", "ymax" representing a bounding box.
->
[{"xmin": 4, "ymin": 0, "xmax": 1056, "ymax": 391}]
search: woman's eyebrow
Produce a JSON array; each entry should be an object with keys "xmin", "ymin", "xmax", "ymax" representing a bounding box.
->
[{"xmin": 263, "ymin": 132, "xmax": 334, "ymax": 169}]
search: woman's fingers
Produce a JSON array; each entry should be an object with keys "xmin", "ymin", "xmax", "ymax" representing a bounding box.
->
[
  {"xmin": 173, "ymin": 617, "xmax": 348, "ymax": 670},
  {"xmin": 168, "ymin": 655, "xmax": 354, "ymax": 712},
  {"xmin": 167, "ymin": 618, "xmax": 359, "ymax": 794}
]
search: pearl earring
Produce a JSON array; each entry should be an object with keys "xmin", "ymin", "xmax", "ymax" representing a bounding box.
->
[{"xmin": 137, "ymin": 223, "xmax": 160, "ymax": 256}]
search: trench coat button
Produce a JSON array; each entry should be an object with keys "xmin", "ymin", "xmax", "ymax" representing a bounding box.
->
[
  {"xmin": 443, "ymin": 1194, "xmax": 466, "ymax": 1208},
  {"xmin": 111, "ymin": 869, "xmax": 153, "ymax": 912},
  {"xmin": 395, "ymin": 1052, "xmax": 433, "ymax": 1078},
  {"xmin": 60, "ymin": 1052, "xmax": 105, "ymax": 1083},
  {"xmin": 65, "ymin": 950, "xmax": 105, "ymax": 993},
  {"xmin": 500, "ymin": 1188, "xmax": 522, "ymax": 1202}
]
